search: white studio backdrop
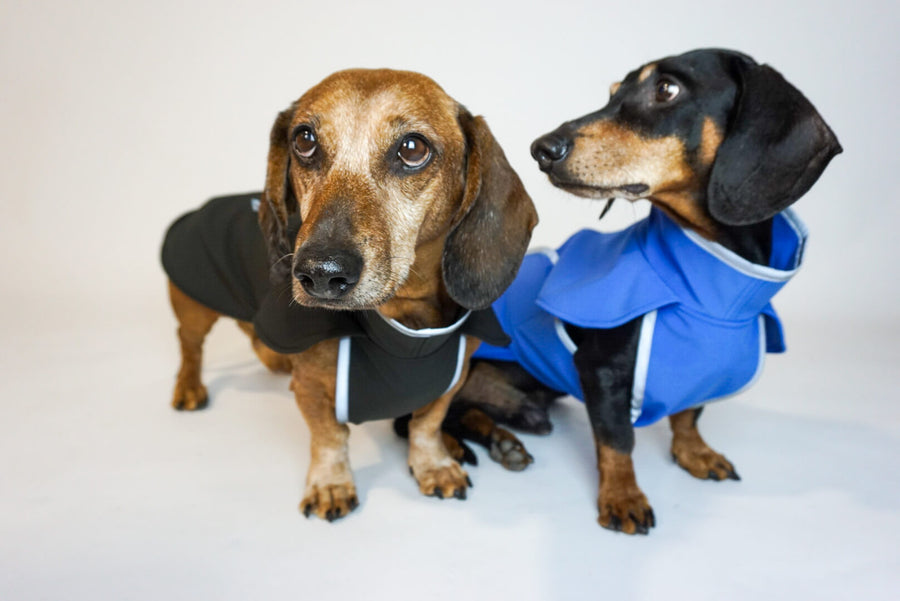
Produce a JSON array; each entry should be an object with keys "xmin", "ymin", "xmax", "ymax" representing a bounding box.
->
[
  {"xmin": 2, "ymin": 3, "xmax": 899, "ymax": 601},
  {"xmin": 0, "ymin": 0, "xmax": 896, "ymax": 329}
]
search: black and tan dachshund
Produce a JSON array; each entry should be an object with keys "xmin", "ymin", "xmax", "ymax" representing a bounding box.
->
[{"xmin": 447, "ymin": 48, "xmax": 841, "ymax": 533}]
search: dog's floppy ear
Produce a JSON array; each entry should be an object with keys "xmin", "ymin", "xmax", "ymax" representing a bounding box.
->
[
  {"xmin": 442, "ymin": 109, "xmax": 538, "ymax": 310},
  {"xmin": 259, "ymin": 103, "xmax": 300, "ymax": 283},
  {"xmin": 707, "ymin": 64, "xmax": 842, "ymax": 225}
]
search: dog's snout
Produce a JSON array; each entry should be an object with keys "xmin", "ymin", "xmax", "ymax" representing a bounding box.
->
[
  {"xmin": 293, "ymin": 249, "xmax": 363, "ymax": 300},
  {"xmin": 531, "ymin": 132, "xmax": 571, "ymax": 173}
]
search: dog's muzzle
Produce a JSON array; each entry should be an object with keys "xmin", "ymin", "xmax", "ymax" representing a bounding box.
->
[{"xmin": 293, "ymin": 248, "xmax": 363, "ymax": 300}]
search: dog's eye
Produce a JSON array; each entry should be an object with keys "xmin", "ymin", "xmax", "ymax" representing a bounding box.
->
[
  {"xmin": 398, "ymin": 135, "xmax": 432, "ymax": 168},
  {"xmin": 293, "ymin": 126, "xmax": 318, "ymax": 158},
  {"xmin": 655, "ymin": 78, "xmax": 680, "ymax": 102}
]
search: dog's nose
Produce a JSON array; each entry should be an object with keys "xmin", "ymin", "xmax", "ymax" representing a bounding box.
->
[
  {"xmin": 531, "ymin": 132, "xmax": 571, "ymax": 172},
  {"xmin": 293, "ymin": 249, "xmax": 362, "ymax": 300}
]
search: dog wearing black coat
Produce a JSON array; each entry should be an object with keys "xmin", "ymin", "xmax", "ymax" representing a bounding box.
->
[{"xmin": 452, "ymin": 48, "xmax": 841, "ymax": 534}]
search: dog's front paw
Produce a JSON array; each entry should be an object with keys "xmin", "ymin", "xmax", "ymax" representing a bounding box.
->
[
  {"xmin": 171, "ymin": 380, "xmax": 208, "ymax": 411},
  {"xmin": 672, "ymin": 441, "xmax": 740, "ymax": 481},
  {"xmin": 597, "ymin": 488, "xmax": 656, "ymax": 535},
  {"xmin": 300, "ymin": 481, "xmax": 359, "ymax": 522},
  {"xmin": 411, "ymin": 461, "xmax": 471, "ymax": 500}
]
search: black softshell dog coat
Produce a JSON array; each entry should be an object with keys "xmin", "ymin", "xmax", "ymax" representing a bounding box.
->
[{"xmin": 161, "ymin": 193, "xmax": 509, "ymax": 424}]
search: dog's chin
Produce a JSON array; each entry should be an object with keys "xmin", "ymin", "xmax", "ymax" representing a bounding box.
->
[
  {"xmin": 549, "ymin": 175, "xmax": 649, "ymax": 201},
  {"xmin": 291, "ymin": 283, "xmax": 391, "ymax": 312}
]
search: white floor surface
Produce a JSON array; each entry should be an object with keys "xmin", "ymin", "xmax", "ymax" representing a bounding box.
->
[{"xmin": 1, "ymin": 294, "xmax": 898, "ymax": 601}]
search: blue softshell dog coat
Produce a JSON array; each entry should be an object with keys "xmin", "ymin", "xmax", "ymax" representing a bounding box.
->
[
  {"xmin": 474, "ymin": 206, "xmax": 807, "ymax": 426},
  {"xmin": 162, "ymin": 194, "xmax": 509, "ymax": 424}
]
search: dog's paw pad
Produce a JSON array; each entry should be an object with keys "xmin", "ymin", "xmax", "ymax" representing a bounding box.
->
[{"xmin": 489, "ymin": 430, "xmax": 533, "ymax": 472}]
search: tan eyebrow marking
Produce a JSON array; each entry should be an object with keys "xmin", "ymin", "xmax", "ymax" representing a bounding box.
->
[{"xmin": 638, "ymin": 63, "xmax": 657, "ymax": 83}]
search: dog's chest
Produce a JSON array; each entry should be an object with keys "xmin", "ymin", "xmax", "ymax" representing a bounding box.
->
[{"xmin": 476, "ymin": 207, "xmax": 808, "ymax": 425}]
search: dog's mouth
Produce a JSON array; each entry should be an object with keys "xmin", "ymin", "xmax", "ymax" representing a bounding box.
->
[
  {"xmin": 549, "ymin": 176, "xmax": 649, "ymax": 201},
  {"xmin": 292, "ymin": 282, "xmax": 385, "ymax": 311},
  {"xmin": 291, "ymin": 271, "xmax": 399, "ymax": 312}
]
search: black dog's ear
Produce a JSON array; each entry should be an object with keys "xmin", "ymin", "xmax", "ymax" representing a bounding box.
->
[
  {"xmin": 708, "ymin": 64, "xmax": 842, "ymax": 225},
  {"xmin": 442, "ymin": 109, "xmax": 538, "ymax": 310},
  {"xmin": 259, "ymin": 103, "xmax": 300, "ymax": 283}
]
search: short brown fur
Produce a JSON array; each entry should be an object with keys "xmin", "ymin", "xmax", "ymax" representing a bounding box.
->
[
  {"xmin": 166, "ymin": 69, "xmax": 536, "ymax": 521},
  {"xmin": 555, "ymin": 120, "xmax": 719, "ymax": 238}
]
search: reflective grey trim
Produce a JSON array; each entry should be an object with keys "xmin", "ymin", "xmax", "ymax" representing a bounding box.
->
[
  {"xmin": 630, "ymin": 310, "xmax": 658, "ymax": 424},
  {"xmin": 441, "ymin": 335, "xmax": 468, "ymax": 396},
  {"xmin": 681, "ymin": 210, "xmax": 807, "ymax": 282},
  {"xmin": 376, "ymin": 310, "xmax": 472, "ymax": 338},
  {"xmin": 334, "ymin": 337, "xmax": 351, "ymax": 423},
  {"xmin": 555, "ymin": 318, "xmax": 577, "ymax": 354}
]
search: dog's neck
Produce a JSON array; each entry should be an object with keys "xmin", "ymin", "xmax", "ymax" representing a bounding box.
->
[
  {"xmin": 650, "ymin": 196, "xmax": 775, "ymax": 266},
  {"xmin": 710, "ymin": 219, "xmax": 774, "ymax": 266},
  {"xmin": 377, "ymin": 236, "xmax": 460, "ymax": 331}
]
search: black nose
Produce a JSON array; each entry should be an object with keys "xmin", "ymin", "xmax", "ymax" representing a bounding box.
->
[
  {"xmin": 293, "ymin": 249, "xmax": 362, "ymax": 300},
  {"xmin": 531, "ymin": 131, "xmax": 571, "ymax": 173}
]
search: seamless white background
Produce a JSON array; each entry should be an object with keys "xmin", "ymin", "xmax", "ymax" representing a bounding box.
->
[{"xmin": 1, "ymin": 1, "xmax": 898, "ymax": 600}]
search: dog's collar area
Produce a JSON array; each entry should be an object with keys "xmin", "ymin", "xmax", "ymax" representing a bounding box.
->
[
  {"xmin": 678, "ymin": 208, "xmax": 807, "ymax": 283},
  {"xmin": 357, "ymin": 309, "xmax": 471, "ymax": 359},
  {"xmin": 529, "ymin": 206, "xmax": 807, "ymax": 329},
  {"xmin": 376, "ymin": 309, "xmax": 472, "ymax": 339},
  {"xmin": 638, "ymin": 207, "xmax": 807, "ymax": 319}
]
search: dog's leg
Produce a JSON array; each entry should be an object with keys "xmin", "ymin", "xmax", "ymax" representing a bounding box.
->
[
  {"xmin": 669, "ymin": 407, "xmax": 740, "ymax": 481},
  {"xmin": 406, "ymin": 339, "xmax": 480, "ymax": 499},
  {"xmin": 460, "ymin": 407, "xmax": 533, "ymax": 471},
  {"xmin": 408, "ymin": 394, "xmax": 471, "ymax": 499},
  {"xmin": 573, "ymin": 320, "xmax": 655, "ymax": 534},
  {"xmin": 441, "ymin": 404, "xmax": 533, "ymax": 471},
  {"xmin": 236, "ymin": 321, "xmax": 292, "ymax": 373},
  {"xmin": 169, "ymin": 281, "xmax": 220, "ymax": 411},
  {"xmin": 394, "ymin": 414, "xmax": 479, "ymax": 466},
  {"xmin": 456, "ymin": 361, "xmax": 556, "ymax": 434},
  {"xmin": 290, "ymin": 342, "xmax": 359, "ymax": 522}
]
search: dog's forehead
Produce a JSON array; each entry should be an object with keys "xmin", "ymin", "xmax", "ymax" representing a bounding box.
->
[{"xmin": 295, "ymin": 69, "xmax": 460, "ymax": 136}]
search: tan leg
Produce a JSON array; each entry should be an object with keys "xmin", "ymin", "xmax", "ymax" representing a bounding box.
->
[
  {"xmin": 236, "ymin": 321, "xmax": 292, "ymax": 373},
  {"xmin": 669, "ymin": 407, "xmax": 740, "ymax": 481},
  {"xmin": 291, "ymin": 341, "xmax": 358, "ymax": 521},
  {"xmin": 406, "ymin": 337, "xmax": 479, "ymax": 499},
  {"xmin": 596, "ymin": 444, "xmax": 655, "ymax": 534},
  {"xmin": 168, "ymin": 281, "xmax": 220, "ymax": 411}
]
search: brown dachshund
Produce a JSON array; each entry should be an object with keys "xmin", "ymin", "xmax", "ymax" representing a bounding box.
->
[
  {"xmin": 162, "ymin": 69, "xmax": 537, "ymax": 521},
  {"xmin": 456, "ymin": 49, "xmax": 840, "ymax": 533}
]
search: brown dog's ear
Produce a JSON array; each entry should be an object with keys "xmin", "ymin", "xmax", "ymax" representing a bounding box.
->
[
  {"xmin": 442, "ymin": 109, "xmax": 538, "ymax": 310},
  {"xmin": 259, "ymin": 103, "xmax": 299, "ymax": 283},
  {"xmin": 707, "ymin": 64, "xmax": 842, "ymax": 225}
]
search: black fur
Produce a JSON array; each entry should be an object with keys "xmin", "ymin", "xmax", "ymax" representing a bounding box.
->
[
  {"xmin": 569, "ymin": 320, "xmax": 641, "ymax": 454},
  {"xmin": 522, "ymin": 50, "xmax": 842, "ymax": 461},
  {"xmin": 465, "ymin": 49, "xmax": 840, "ymax": 532}
]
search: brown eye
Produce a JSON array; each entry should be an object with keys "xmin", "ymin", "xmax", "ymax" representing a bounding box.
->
[
  {"xmin": 655, "ymin": 78, "xmax": 680, "ymax": 102},
  {"xmin": 397, "ymin": 135, "xmax": 431, "ymax": 168},
  {"xmin": 293, "ymin": 126, "xmax": 317, "ymax": 158}
]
